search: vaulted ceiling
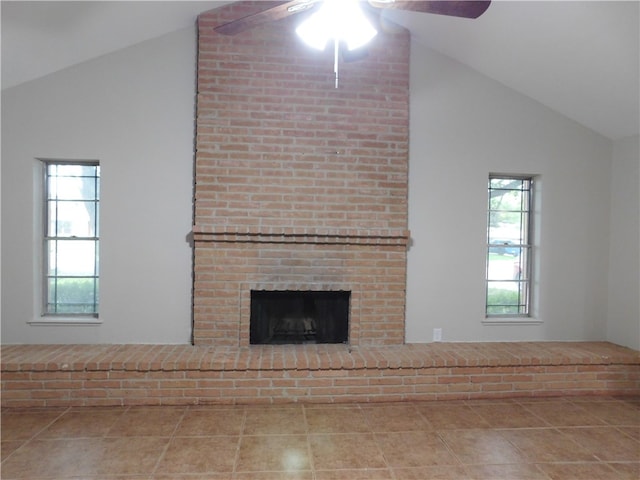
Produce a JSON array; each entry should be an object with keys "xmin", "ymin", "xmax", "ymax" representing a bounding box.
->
[{"xmin": 2, "ymin": 1, "xmax": 638, "ymax": 140}]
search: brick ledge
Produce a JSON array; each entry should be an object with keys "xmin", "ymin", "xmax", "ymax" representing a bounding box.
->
[
  {"xmin": 2, "ymin": 342, "xmax": 638, "ymax": 373},
  {"xmin": 192, "ymin": 226, "xmax": 411, "ymax": 246},
  {"xmin": 3, "ymin": 342, "xmax": 638, "ymax": 407}
]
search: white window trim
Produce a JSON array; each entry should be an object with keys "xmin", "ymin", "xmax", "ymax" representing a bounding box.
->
[
  {"xmin": 485, "ymin": 174, "xmax": 537, "ymax": 322},
  {"xmin": 35, "ymin": 158, "xmax": 101, "ymax": 324},
  {"xmin": 28, "ymin": 317, "xmax": 102, "ymax": 326},
  {"xmin": 482, "ymin": 317, "xmax": 543, "ymax": 326}
]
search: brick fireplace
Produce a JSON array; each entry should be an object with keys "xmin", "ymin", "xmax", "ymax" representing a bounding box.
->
[
  {"xmin": 2, "ymin": 3, "xmax": 639, "ymax": 409},
  {"xmin": 193, "ymin": 2, "xmax": 411, "ymax": 346}
]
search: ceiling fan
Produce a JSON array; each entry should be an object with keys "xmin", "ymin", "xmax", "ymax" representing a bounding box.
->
[
  {"xmin": 214, "ymin": 1, "xmax": 491, "ymax": 36},
  {"xmin": 214, "ymin": 0, "xmax": 491, "ymax": 87}
]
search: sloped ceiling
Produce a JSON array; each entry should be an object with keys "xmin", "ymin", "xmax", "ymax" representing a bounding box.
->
[{"xmin": 2, "ymin": 1, "xmax": 638, "ymax": 140}]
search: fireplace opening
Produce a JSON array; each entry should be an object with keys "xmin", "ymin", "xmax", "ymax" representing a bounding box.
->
[{"xmin": 250, "ymin": 290, "xmax": 350, "ymax": 345}]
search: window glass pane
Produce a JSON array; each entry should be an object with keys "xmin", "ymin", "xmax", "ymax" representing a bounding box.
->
[
  {"xmin": 487, "ymin": 247, "xmax": 522, "ymax": 280},
  {"xmin": 48, "ymin": 201, "xmax": 97, "ymax": 237},
  {"xmin": 47, "ymin": 201, "xmax": 58, "ymax": 235},
  {"xmin": 72, "ymin": 175, "xmax": 97, "ymax": 200},
  {"xmin": 490, "ymin": 178, "xmax": 523, "ymax": 189},
  {"xmin": 55, "ymin": 164, "xmax": 97, "ymax": 177},
  {"xmin": 47, "ymin": 277, "xmax": 97, "ymax": 314},
  {"xmin": 95, "ymin": 204, "xmax": 100, "ymax": 237},
  {"xmin": 487, "ymin": 283, "xmax": 520, "ymax": 315},
  {"xmin": 47, "ymin": 239, "xmax": 97, "ymax": 277},
  {"xmin": 513, "ymin": 248, "xmax": 528, "ymax": 280},
  {"xmin": 47, "ymin": 165, "xmax": 98, "ymax": 200}
]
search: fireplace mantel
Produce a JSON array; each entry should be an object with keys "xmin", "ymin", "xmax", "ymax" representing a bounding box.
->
[{"xmin": 192, "ymin": 226, "xmax": 410, "ymax": 246}]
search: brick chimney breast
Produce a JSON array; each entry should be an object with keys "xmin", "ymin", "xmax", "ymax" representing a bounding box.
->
[{"xmin": 193, "ymin": 1, "xmax": 410, "ymax": 346}]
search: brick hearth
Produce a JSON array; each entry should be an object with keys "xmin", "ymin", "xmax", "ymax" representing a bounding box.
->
[
  {"xmin": 193, "ymin": 2, "xmax": 410, "ymax": 346},
  {"xmin": 2, "ymin": 342, "xmax": 638, "ymax": 408}
]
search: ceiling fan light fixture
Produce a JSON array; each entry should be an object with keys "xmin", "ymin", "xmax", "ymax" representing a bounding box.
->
[{"xmin": 296, "ymin": 0, "xmax": 377, "ymax": 51}]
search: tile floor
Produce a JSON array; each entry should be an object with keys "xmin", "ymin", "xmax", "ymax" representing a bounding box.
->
[{"xmin": 1, "ymin": 396, "xmax": 638, "ymax": 479}]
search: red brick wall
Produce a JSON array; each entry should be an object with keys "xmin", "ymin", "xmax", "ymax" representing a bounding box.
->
[{"xmin": 193, "ymin": 2, "xmax": 410, "ymax": 346}]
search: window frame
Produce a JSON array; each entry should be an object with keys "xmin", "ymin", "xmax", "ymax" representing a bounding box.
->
[
  {"xmin": 40, "ymin": 159, "xmax": 100, "ymax": 319},
  {"xmin": 485, "ymin": 174, "xmax": 534, "ymax": 320}
]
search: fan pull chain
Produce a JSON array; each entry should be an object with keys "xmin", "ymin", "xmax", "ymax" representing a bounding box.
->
[{"xmin": 334, "ymin": 38, "xmax": 339, "ymax": 88}]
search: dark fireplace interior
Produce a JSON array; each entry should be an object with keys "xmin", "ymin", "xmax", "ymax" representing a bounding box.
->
[{"xmin": 250, "ymin": 290, "xmax": 350, "ymax": 345}]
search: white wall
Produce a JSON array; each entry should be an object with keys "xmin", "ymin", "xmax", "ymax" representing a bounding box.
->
[
  {"xmin": 1, "ymin": 27, "xmax": 197, "ymax": 343},
  {"xmin": 2, "ymin": 30, "xmax": 633, "ymax": 347},
  {"xmin": 405, "ymin": 43, "xmax": 613, "ymax": 343},
  {"xmin": 607, "ymin": 135, "xmax": 640, "ymax": 350}
]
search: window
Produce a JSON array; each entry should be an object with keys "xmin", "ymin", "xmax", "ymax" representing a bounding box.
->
[
  {"xmin": 486, "ymin": 176, "xmax": 532, "ymax": 316},
  {"xmin": 43, "ymin": 161, "xmax": 100, "ymax": 316}
]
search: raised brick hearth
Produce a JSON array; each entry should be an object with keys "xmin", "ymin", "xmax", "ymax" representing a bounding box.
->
[
  {"xmin": 1, "ymin": 342, "xmax": 638, "ymax": 408},
  {"xmin": 193, "ymin": 2, "xmax": 410, "ymax": 346}
]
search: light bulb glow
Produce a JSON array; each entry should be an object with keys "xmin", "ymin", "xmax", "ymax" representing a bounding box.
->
[{"xmin": 295, "ymin": 0, "xmax": 377, "ymax": 51}]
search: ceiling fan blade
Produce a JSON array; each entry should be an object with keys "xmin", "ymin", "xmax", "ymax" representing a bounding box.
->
[
  {"xmin": 214, "ymin": 0, "xmax": 320, "ymax": 35},
  {"xmin": 368, "ymin": 1, "xmax": 491, "ymax": 19}
]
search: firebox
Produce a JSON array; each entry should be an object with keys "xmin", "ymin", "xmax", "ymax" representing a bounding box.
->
[{"xmin": 250, "ymin": 290, "xmax": 350, "ymax": 345}]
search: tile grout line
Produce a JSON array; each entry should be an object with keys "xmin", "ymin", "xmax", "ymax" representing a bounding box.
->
[
  {"xmin": 434, "ymin": 427, "xmax": 469, "ymax": 473},
  {"xmin": 302, "ymin": 403, "xmax": 317, "ymax": 480},
  {"xmin": 0, "ymin": 406, "xmax": 71, "ymax": 465},
  {"xmin": 231, "ymin": 405, "xmax": 247, "ymax": 476},
  {"xmin": 359, "ymin": 403, "xmax": 399, "ymax": 480},
  {"xmin": 148, "ymin": 405, "xmax": 189, "ymax": 477}
]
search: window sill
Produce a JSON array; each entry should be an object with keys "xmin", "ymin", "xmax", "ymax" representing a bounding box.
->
[
  {"xmin": 29, "ymin": 317, "xmax": 102, "ymax": 326},
  {"xmin": 482, "ymin": 317, "xmax": 543, "ymax": 326}
]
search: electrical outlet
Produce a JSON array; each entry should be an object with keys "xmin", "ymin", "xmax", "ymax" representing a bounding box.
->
[{"xmin": 433, "ymin": 328, "xmax": 442, "ymax": 342}]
